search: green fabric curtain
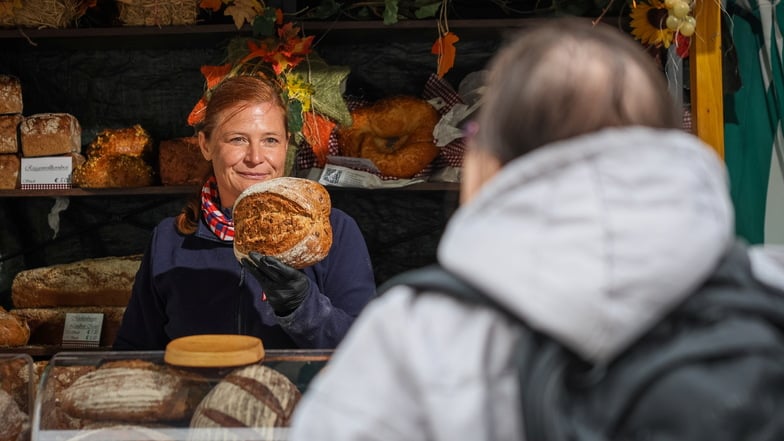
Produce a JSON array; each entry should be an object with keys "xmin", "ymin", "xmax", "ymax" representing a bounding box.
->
[{"xmin": 725, "ymin": 0, "xmax": 784, "ymax": 244}]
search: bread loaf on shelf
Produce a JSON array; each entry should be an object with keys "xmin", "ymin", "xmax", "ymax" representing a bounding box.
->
[
  {"xmin": 86, "ymin": 125, "xmax": 153, "ymax": 159},
  {"xmin": 19, "ymin": 113, "xmax": 81, "ymax": 158},
  {"xmin": 0, "ymin": 154, "xmax": 20, "ymax": 190},
  {"xmin": 11, "ymin": 255, "xmax": 142, "ymax": 308},
  {"xmin": 0, "ymin": 75, "xmax": 23, "ymax": 115},
  {"xmin": 158, "ymin": 136, "xmax": 210, "ymax": 186},
  {"xmin": 0, "ymin": 114, "xmax": 22, "ymax": 153},
  {"xmin": 0, "ymin": 306, "xmax": 30, "ymax": 347},
  {"xmin": 233, "ymin": 177, "xmax": 333, "ymax": 269},
  {"xmin": 10, "ymin": 306, "xmax": 126, "ymax": 347},
  {"xmin": 72, "ymin": 154, "xmax": 154, "ymax": 188}
]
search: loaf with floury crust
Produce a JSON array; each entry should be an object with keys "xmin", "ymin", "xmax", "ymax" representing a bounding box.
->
[
  {"xmin": 60, "ymin": 359, "xmax": 211, "ymax": 424},
  {"xmin": 0, "ymin": 114, "xmax": 22, "ymax": 153},
  {"xmin": 233, "ymin": 177, "xmax": 333, "ymax": 269},
  {"xmin": 189, "ymin": 364, "xmax": 301, "ymax": 438},
  {"xmin": 11, "ymin": 255, "xmax": 142, "ymax": 308},
  {"xmin": 19, "ymin": 113, "xmax": 81, "ymax": 157}
]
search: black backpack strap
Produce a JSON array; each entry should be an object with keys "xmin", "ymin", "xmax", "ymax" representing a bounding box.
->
[{"xmin": 377, "ymin": 264, "xmax": 519, "ymax": 321}]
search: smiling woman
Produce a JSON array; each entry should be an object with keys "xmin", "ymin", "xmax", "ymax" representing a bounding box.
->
[{"xmin": 112, "ymin": 73, "xmax": 377, "ymax": 352}]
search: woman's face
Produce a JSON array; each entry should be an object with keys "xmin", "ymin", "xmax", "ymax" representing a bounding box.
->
[{"xmin": 199, "ymin": 101, "xmax": 289, "ymax": 209}]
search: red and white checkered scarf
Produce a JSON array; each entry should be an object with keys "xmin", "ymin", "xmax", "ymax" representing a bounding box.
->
[{"xmin": 201, "ymin": 176, "xmax": 234, "ymax": 241}]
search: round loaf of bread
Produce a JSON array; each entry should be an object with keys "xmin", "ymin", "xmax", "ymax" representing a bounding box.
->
[
  {"xmin": 232, "ymin": 177, "xmax": 332, "ymax": 269},
  {"xmin": 189, "ymin": 364, "xmax": 301, "ymax": 437}
]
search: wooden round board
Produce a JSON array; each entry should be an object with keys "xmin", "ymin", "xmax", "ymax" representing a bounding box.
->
[{"xmin": 164, "ymin": 334, "xmax": 265, "ymax": 368}]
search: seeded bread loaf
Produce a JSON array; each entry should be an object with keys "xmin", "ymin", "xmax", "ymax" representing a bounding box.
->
[
  {"xmin": 0, "ymin": 389, "xmax": 28, "ymax": 441},
  {"xmin": 233, "ymin": 177, "xmax": 333, "ymax": 269},
  {"xmin": 85, "ymin": 125, "xmax": 153, "ymax": 159},
  {"xmin": 20, "ymin": 113, "xmax": 81, "ymax": 158},
  {"xmin": 11, "ymin": 255, "xmax": 142, "ymax": 308}
]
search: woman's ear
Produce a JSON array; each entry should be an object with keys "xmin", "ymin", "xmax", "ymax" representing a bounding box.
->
[{"xmin": 198, "ymin": 132, "xmax": 211, "ymax": 161}]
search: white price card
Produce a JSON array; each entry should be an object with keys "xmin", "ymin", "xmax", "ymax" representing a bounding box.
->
[{"xmin": 62, "ymin": 313, "xmax": 104, "ymax": 348}]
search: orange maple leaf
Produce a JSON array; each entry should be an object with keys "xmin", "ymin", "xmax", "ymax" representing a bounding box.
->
[
  {"xmin": 200, "ymin": 63, "xmax": 233, "ymax": 89},
  {"xmin": 431, "ymin": 31, "xmax": 459, "ymax": 78},
  {"xmin": 199, "ymin": 0, "xmax": 223, "ymax": 12},
  {"xmin": 188, "ymin": 98, "xmax": 207, "ymax": 127}
]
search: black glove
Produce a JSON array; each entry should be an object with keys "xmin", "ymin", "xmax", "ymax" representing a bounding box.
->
[{"xmin": 242, "ymin": 252, "xmax": 310, "ymax": 316}]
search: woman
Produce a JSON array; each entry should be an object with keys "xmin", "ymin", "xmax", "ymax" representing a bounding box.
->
[
  {"xmin": 288, "ymin": 18, "xmax": 744, "ymax": 440},
  {"xmin": 114, "ymin": 75, "xmax": 376, "ymax": 350}
]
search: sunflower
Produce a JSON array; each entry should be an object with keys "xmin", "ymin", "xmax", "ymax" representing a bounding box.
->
[{"xmin": 630, "ymin": 0, "xmax": 675, "ymax": 48}]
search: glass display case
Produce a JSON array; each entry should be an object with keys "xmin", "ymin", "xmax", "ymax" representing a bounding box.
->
[{"xmin": 31, "ymin": 349, "xmax": 331, "ymax": 441}]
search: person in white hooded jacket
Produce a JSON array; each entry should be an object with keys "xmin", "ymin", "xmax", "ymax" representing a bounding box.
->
[{"xmin": 288, "ymin": 17, "xmax": 784, "ymax": 441}]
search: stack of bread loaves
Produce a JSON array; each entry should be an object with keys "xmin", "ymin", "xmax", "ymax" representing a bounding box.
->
[
  {"xmin": 0, "ymin": 75, "xmax": 24, "ymax": 190},
  {"xmin": 0, "ymin": 74, "xmax": 86, "ymax": 190},
  {"xmin": 72, "ymin": 125, "xmax": 155, "ymax": 188},
  {"xmin": 7, "ymin": 255, "xmax": 142, "ymax": 348}
]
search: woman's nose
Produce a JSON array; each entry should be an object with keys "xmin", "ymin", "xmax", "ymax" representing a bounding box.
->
[{"xmin": 245, "ymin": 142, "xmax": 266, "ymax": 164}]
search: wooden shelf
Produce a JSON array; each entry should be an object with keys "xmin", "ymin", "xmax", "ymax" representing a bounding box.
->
[{"xmin": 0, "ymin": 182, "xmax": 458, "ymax": 198}]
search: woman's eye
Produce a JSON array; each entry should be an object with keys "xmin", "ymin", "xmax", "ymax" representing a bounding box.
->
[
  {"xmin": 263, "ymin": 137, "xmax": 280, "ymax": 146},
  {"xmin": 229, "ymin": 136, "xmax": 247, "ymax": 144}
]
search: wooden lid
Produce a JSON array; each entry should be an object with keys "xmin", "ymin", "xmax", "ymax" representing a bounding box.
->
[{"xmin": 164, "ymin": 334, "xmax": 265, "ymax": 368}]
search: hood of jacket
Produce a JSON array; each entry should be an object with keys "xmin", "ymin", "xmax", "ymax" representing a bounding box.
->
[{"xmin": 438, "ymin": 127, "xmax": 735, "ymax": 364}]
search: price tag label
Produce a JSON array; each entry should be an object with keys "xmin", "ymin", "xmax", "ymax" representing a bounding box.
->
[{"xmin": 62, "ymin": 313, "xmax": 104, "ymax": 348}]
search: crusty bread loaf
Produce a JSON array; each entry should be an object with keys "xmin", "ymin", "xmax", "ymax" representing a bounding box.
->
[
  {"xmin": 0, "ymin": 389, "xmax": 28, "ymax": 441},
  {"xmin": 233, "ymin": 177, "xmax": 333, "ymax": 269},
  {"xmin": 0, "ymin": 114, "xmax": 21, "ymax": 153},
  {"xmin": 60, "ymin": 359, "xmax": 210, "ymax": 423},
  {"xmin": 38, "ymin": 364, "xmax": 95, "ymax": 430},
  {"xmin": 11, "ymin": 255, "xmax": 142, "ymax": 308},
  {"xmin": 72, "ymin": 154, "xmax": 154, "ymax": 188},
  {"xmin": 0, "ymin": 154, "xmax": 20, "ymax": 190},
  {"xmin": 0, "ymin": 306, "xmax": 30, "ymax": 347},
  {"xmin": 20, "ymin": 113, "xmax": 81, "ymax": 157},
  {"xmin": 10, "ymin": 306, "xmax": 126, "ymax": 347},
  {"xmin": 0, "ymin": 75, "xmax": 22, "ymax": 115},
  {"xmin": 189, "ymin": 364, "xmax": 301, "ymax": 432},
  {"xmin": 86, "ymin": 125, "xmax": 153, "ymax": 159},
  {"xmin": 158, "ymin": 136, "xmax": 210, "ymax": 186}
]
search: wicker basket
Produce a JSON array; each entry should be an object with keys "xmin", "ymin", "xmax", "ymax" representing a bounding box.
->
[
  {"xmin": 0, "ymin": 0, "xmax": 81, "ymax": 29},
  {"xmin": 117, "ymin": 0, "xmax": 199, "ymax": 26}
]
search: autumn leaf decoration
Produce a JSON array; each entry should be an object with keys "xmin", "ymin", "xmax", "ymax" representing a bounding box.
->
[
  {"xmin": 430, "ymin": 0, "xmax": 458, "ymax": 78},
  {"xmin": 199, "ymin": 0, "xmax": 264, "ymax": 29},
  {"xmin": 187, "ymin": 14, "xmax": 315, "ymax": 132}
]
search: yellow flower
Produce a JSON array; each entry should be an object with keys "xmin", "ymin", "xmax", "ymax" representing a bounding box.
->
[
  {"xmin": 285, "ymin": 73, "xmax": 315, "ymax": 112},
  {"xmin": 630, "ymin": 0, "xmax": 675, "ymax": 48}
]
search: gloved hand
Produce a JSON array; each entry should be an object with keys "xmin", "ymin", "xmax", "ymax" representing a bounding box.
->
[{"xmin": 242, "ymin": 252, "xmax": 310, "ymax": 316}]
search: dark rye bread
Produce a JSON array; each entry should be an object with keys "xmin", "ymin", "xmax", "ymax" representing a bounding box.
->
[{"xmin": 190, "ymin": 364, "xmax": 301, "ymax": 431}]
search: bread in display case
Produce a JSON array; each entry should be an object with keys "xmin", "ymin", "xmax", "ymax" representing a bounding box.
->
[
  {"xmin": 31, "ymin": 349, "xmax": 331, "ymax": 441},
  {"xmin": 0, "ymin": 353, "xmax": 34, "ymax": 441}
]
